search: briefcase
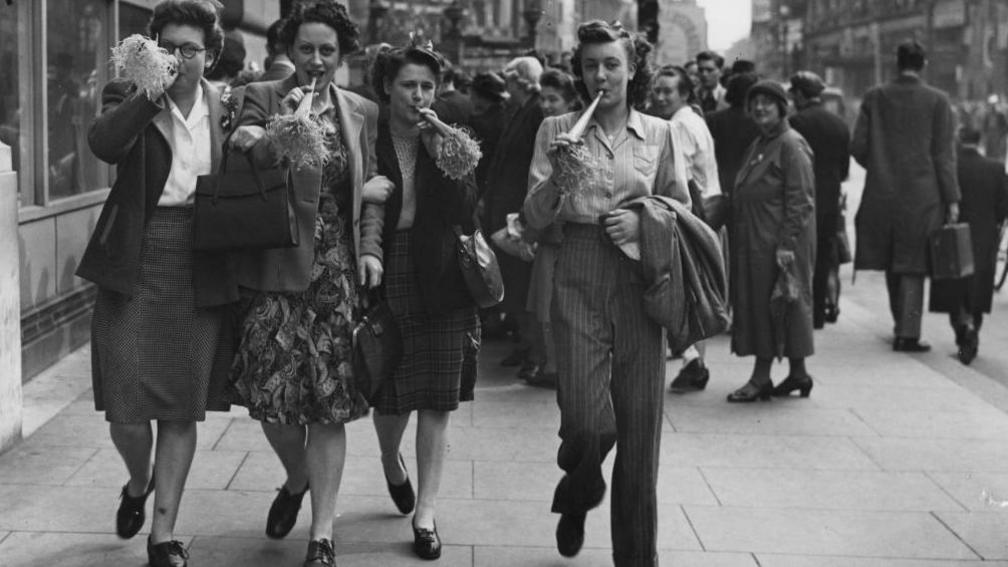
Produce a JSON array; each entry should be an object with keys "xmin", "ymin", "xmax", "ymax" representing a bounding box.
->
[{"xmin": 930, "ymin": 223, "xmax": 975, "ymax": 280}]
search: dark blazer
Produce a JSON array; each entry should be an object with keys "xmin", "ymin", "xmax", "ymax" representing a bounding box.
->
[
  {"xmin": 231, "ymin": 75, "xmax": 384, "ymax": 293},
  {"xmin": 706, "ymin": 105, "xmax": 760, "ymax": 197},
  {"xmin": 77, "ymin": 79, "xmax": 237, "ymax": 308},
  {"xmin": 930, "ymin": 146, "xmax": 1008, "ymax": 314},
  {"xmin": 259, "ymin": 59, "xmax": 295, "ymax": 83},
  {"xmin": 789, "ymin": 100, "xmax": 851, "ymax": 227},
  {"xmin": 376, "ymin": 119, "xmax": 478, "ymax": 314},
  {"xmin": 483, "ymin": 94, "xmax": 544, "ymax": 233}
]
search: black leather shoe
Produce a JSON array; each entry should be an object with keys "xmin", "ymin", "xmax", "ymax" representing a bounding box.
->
[
  {"xmin": 556, "ymin": 511, "xmax": 586, "ymax": 558},
  {"xmin": 412, "ymin": 519, "xmax": 442, "ymax": 560},
  {"xmin": 147, "ymin": 537, "xmax": 188, "ymax": 567},
  {"xmin": 771, "ymin": 375, "xmax": 813, "ymax": 398},
  {"xmin": 116, "ymin": 474, "xmax": 154, "ymax": 539},
  {"xmin": 266, "ymin": 483, "xmax": 308, "ymax": 539},
  {"xmin": 958, "ymin": 328, "xmax": 979, "ymax": 365},
  {"xmin": 304, "ymin": 538, "xmax": 336, "ymax": 567},
  {"xmin": 385, "ymin": 454, "xmax": 415, "ymax": 515},
  {"xmin": 726, "ymin": 381, "xmax": 773, "ymax": 403},
  {"xmin": 669, "ymin": 359, "xmax": 710, "ymax": 394},
  {"xmin": 893, "ymin": 337, "xmax": 931, "ymax": 352}
]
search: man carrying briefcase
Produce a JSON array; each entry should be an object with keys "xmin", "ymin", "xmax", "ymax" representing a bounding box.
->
[{"xmin": 929, "ymin": 126, "xmax": 1008, "ymax": 364}]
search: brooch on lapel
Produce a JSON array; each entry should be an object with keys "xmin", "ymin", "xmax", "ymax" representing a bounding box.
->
[{"xmin": 220, "ymin": 86, "xmax": 239, "ymax": 132}]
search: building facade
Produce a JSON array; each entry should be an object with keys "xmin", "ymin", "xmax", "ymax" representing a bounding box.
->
[
  {"xmin": 643, "ymin": 0, "xmax": 708, "ymax": 67},
  {"xmin": 0, "ymin": 0, "xmax": 277, "ymax": 383}
]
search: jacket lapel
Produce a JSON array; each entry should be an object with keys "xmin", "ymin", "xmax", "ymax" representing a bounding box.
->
[{"xmin": 203, "ymin": 79, "xmax": 224, "ymax": 170}]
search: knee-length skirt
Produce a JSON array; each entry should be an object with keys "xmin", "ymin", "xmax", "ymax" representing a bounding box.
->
[
  {"xmin": 91, "ymin": 207, "xmax": 225, "ymax": 424},
  {"xmin": 372, "ymin": 231, "xmax": 480, "ymax": 415}
]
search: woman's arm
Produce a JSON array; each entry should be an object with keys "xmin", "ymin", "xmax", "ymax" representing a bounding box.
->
[
  {"xmin": 359, "ymin": 98, "xmax": 385, "ymax": 261},
  {"xmin": 87, "ymin": 80, "xmax": 164, "ymax": 164},
  {"xmin": 522, "ymin": 117, "xmax": 567, "ymax": 230},
  {"xmin": 233, "ymin": 82, "xmax": 275, "ymax": 167},
  {"xmin": 778, "ymin": 137, "xmax": 816, "ymax": 252}
]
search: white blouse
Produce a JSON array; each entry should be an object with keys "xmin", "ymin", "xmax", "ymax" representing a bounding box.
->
[{"xmin": 157, "ymin": 84, "xmax": 212, "ymax": 207}]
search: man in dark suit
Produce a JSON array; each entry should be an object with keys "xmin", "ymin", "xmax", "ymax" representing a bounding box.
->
[
  {"xmin": 929, "ymin": 126, "xmax": 1008, "ymax": 364},
  {"xmin": 706, "ymin": 72, "xmax": 759, "ymax": 198},
  {"xmin": 788, "ymin": 70, "xmax": 851, "ymax": 329},
  {"xmin": 259, "ymin": 19, "xmax": 295, "ymax": 82},
  {"xmin": 852, "ymin": 41, "xmax": 960, "ymax": 353}
]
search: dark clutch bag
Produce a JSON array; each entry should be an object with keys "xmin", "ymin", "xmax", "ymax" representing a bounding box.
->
[
  {"xmin": 455, "ymin": 226, "xmax": 505, "ymax": 309},
  {"xmin": 193, "ymin": 149, "xmax": 298, "ymax": 251},
  {"xmin": 353, "ymin": 294, "xmax": 402, "ymax": 404}
]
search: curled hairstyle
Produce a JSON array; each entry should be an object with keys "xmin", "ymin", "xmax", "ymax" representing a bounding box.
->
[
  {"xmin": 540, "ymin": 68, "xmax": 582, "ymax": 110},
  {"xmin": 571, "ymin": 20, "xmax": 654, "ymax": 109},
  {"xmin": 280, "ymin": 0, "xmax": 360, "ymax": 61},
  {"xmin": 503, "ymin": 56, "xmax": 544, "ymax": 94},
  {"xmin": 371, "ymin": 45, "xmax": 445, "ymax": 104},
  {"xmin": 148, "ymin": 0, "xmax": 224, "ymax": 60},
  {"xmin": 654, "ymin": 64, "xmax": 696, "ymax": 104}
]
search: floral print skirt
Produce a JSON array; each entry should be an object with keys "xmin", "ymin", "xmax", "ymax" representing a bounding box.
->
[{"xmin": 228, "ymin": 190, "xmax": 368, "ymax": 425}]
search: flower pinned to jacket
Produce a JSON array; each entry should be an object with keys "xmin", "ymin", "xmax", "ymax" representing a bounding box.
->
[{"xmin": 220, "ymin": 86, "xmax": 240, "ymax": 132}]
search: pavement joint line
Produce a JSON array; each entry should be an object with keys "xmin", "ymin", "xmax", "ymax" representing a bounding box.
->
[
  {"xmin": 223, "ymin": 451, "xmax": 251, "ymax": 491},
  {"xmin": 679, "ymin": 503, "xmax": 706, "ymax": 551},
  {"xmin": 928, "ymin": 510, "xmax": 986, "ymax": 560},
  {"xmin": 749, "ymin": 551, "xmax": 762, "ymax": 566},
  {"xmin": 846, "ymin": 407, "xmax": 884, "ymax": 438},
  {"xmin": 210, "ymin": 418, "xmax": 236, "ymax": 452},
  {"xmin": 694, "ymin": 466, "xmax": 723, "ymax": 506},
  {"xmin": 470, "ymin": 460, "xmax": 475, "ymax": 499},
  {"xmin": 60, "ymin": 446, "xmax": 101, "ymax": 487},
  {"xmin": 923, "ymin": 470, "xmax": 972, "ymax": 513},
  {"xmin": 0, "ymin": 531, "xmax": 9, "ymax": 546},
  {"xmin": 847, "ymin": 436, "xmax": 887, "ymax": 472}
]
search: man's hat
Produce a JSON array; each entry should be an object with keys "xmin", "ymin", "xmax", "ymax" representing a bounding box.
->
[{"xmin": 471, "ymin": 72, "xmax": 507, "ymax": 102}]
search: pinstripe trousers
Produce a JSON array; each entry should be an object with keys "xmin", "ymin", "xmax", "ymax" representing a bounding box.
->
[{"xmin": 550, "ymin": 223, "xmax": 665, "ymax": 567}]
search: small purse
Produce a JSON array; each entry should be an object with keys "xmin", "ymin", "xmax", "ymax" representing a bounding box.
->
[
  {"xmin": 193, "ymin": 148, "xmax": 298, "ymax": 251},
  {"xmin": 352, "ymin": 292, "xmax": 402, "ymax": 404},
  {"xmin": 455, "ymin": 226, "xmax": 505, "ymax": 308}
]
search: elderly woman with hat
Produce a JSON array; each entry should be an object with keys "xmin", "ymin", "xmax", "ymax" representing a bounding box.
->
[{"xmin": 727, "ymin": 79, "xmax": 817, "ymax": 403}]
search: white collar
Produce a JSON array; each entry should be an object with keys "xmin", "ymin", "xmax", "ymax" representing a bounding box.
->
[{"xmin": 166, "ymin": 83, "xmax": 208, "ymax": 127}]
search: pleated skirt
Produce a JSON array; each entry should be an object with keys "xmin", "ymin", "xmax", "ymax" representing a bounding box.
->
[{"xmin": 91, "ymin": 207, "xmax": 223, "ymax": 423}]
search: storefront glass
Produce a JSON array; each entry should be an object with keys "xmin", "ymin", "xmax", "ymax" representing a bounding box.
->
[
  {"xmin": 0, "ymin": 6, "xmax": 21, "ymax": 180},
  {"xmin": 45, "ymin": 0, "xmax": 110, "ymax": 199}
]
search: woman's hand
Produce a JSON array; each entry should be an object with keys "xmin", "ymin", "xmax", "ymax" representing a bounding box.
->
[
  {"xmin": 776, "ymin": 248, "xmax": 796, "ymax": 269},
  {"xmin": 418, "ymin": 108, "xmax": 445, "ymax": 160},
  {"xmin": 280, "ymin": 86, "xmax": 311, "ymax": 116},
  {"xmin": 359, "ymin": 254, "xmax": 384, "ymax": 289},
  {"xmin": 603, "ymin": 208, "xmax": 640, "ymax": 245},
  {"xmin": 231, "ymin": 125, "xmax": 266, "ymax": 152},
  {"xmin": 362, "ymin": 175, "xmax": 396, "ymax": 204}
]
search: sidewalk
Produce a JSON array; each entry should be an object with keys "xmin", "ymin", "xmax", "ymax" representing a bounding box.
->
[{"xmin": 4, "ymin": 275, "xmax": 1008, "ymax": 566}]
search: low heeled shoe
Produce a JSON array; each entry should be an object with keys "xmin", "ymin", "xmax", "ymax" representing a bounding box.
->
[
  {"xmin": 304, "ymin": 538, "xmax": 336, "ymax": 567},
  {"xmin": 266, "ymin": 483, "xmax": 308, "ymax": 539},
  {"xmin": 555, "ymin": 511, "xmax": 586, "ymax": 558},
  {"xmin": 412, "ymin": 519, "xmax": 442, "ymax": 560},
  {"xmin": 116, "ymin": 474, "xmax": 154, "ymax": 539},
  {"xmin": 893, "ymin": 337, "xmax": 931, "ymax": 352},
  {"xmin": 385, "ymin": 453, "xmax": 416, "ymax": 515},
  {"xmin": 726, "ymin": 381, "xmax": 773, "ymax": 403},
  {"xmin": 147, "ymin": 537, "xmax": 189, "ymax": 567},
  {"xmin": 771, "ymin": 374, "xmax": 813, "ymax": 398}
]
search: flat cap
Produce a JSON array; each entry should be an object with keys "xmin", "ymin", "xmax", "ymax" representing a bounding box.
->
[{"xmin": 788, "ymin": 71, "xmax": 825, "ymax": 97}]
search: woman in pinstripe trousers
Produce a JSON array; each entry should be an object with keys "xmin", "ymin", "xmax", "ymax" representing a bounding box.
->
[{"xmin": 523, "ymin": 21, "xmax": 690, "ymax": 567}]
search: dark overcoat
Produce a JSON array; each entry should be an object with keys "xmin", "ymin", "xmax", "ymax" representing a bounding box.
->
[
  {"xmin": 789, "ymin": 101, "xmax": 850, "ymax": 230},
  {"xmin": 706, "ymin": 105, "xmax": 760, "ymax": 198},
  {"xmin": 851, "ymin": 74, "xmax": 960, "ymax": 274},
  {"xmin": 929, "ymin": 147, "xmax": 1008, "ymax": 314},
  {"xmin": 375, "ymin": 119, "xmax": 478, "ymax": 314},
  {"xmin": 483, "ymin": 94, "xmax": 544, "ymax": 313},
  {"xmin": 730, "ymin": 121, "xmax": 816, "ymax": 358}
]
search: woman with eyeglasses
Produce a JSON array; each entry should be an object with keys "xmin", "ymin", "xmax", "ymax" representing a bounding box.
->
[
  {"xmin": 523, "ymin": 20, "xmax": 688, "ymax": 566},
  {"xmin": 78, "ymin": 2, "xmax": 233, "ymax": 566},
  {"xmin": 225, "ymin": 1, "xmax": 388, "ymax": 565}
]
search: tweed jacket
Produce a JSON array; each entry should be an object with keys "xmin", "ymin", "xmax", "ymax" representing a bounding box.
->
[
  {"xmin": 77, "ymin": 79, "xmax": 237, "ymax": 308},
  {"xmin": 231, "ymin": 75, "xmax": 384, "ymax": 293}
]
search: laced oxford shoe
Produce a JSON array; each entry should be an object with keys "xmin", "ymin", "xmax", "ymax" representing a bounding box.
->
[
  {"xmin": 669, "ymin": 359, "xmax": 710, "ymax": 394},
  {"xmin": 147, "ymin": 537, "xmax": 188, "ymax": 567},
  {"xmin": 412, "ymin": 519, "xmax": 442, "ymax": 560},
  {"xmin": 304, "ymin": 538, "xmax": 336, "ymax": 567},
  {"xmin": 266, "ymin": 483, "xmax": 308, "ymax": 539},
  {"xmin": 116, "ymin": 474, "xmax": 154, "ymax": 539}
]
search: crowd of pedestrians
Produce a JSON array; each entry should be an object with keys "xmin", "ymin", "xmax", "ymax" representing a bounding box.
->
[{"xmin": 76, "ymin": 1, "xmax": 1008, "ymax": 566}]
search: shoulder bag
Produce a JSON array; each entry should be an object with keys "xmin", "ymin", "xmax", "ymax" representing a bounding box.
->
[
  {"xmin": 454, "ymin": 226, "xmax": 505, "ymax": 308},
  {"xmin": 193, "ymin": 147, "xmax": 298, "ymax": 251}
]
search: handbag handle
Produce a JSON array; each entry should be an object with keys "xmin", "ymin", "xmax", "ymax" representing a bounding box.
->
[{"xmin": 213, "ymin": 142, "xmax": 273, "ymax": 205}]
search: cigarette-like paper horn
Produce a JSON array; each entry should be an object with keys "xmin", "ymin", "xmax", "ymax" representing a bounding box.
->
[
  {"xmin": 294, "ymin": 78, "xmax": 318, "ymax": 118},
  {"xmin": 566, "ymin": 90, "xmax": 604, "ymax": 141}
]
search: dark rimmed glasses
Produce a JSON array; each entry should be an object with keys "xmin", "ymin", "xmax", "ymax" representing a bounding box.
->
[{"xmin": 159, "ymin": 41, "xmax": 206, "ymax": 59}]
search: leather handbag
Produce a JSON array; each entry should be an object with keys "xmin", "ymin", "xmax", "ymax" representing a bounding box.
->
[
  {"xmin": 192, "ymin": 148, "xmax": 298, "ymax": 251},
  {"xmin": 930, "ymin": 223, "xmax": 975, "ymax": 280},
  {"xmin": 352, "ymin": 292, "xmax": 402, "ymax": 404},
  {"xmin": 454, "ymin": 226, "xmax": 505, "ymax": 309}
]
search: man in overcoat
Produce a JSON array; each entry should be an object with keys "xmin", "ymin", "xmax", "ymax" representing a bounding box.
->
[
  {"xmin": 788, "ymin": 71, "xmax": 850, "ymax": 329},
  {"xmin": 929, "ymin": 126, "xmax": 1008, "ymax": 364},
  {"xmin": 851, "ymin": 41, "xmax": 960, "ymax": 352}
]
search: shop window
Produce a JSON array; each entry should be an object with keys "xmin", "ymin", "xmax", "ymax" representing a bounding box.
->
[
  {"xmin": 119, "ymin": 3, "xmax": 153, "ymax": 38},
  {"xmin": 0, "ymin": 4, "xmax": 22, "ymax": 180},
  {"xmin": 45, "ymin": 0, "xmax": 111, "ymax": 200}
]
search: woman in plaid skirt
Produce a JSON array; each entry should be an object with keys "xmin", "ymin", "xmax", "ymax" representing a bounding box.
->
[{"xmin": 367, "ymin": 43, "xmax": 481, "ymax": 560}]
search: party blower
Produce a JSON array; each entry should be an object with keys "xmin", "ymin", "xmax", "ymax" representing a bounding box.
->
[
  {"xmin": 266, "ymin": 77, "xmax": 331, "ymax": 168},
  {"xmin": 552, "ymin": 89, "xmax": 604, "ymax": 191}
]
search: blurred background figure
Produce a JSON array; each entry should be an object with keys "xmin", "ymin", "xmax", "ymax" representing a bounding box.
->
[
  {"xmin": 468, "ymin": 71, "xmax": 509, "ymax": 194},
  {"xmin": 206, "ymin": 30, "xmax": 246, "ymax": 88},
  {"xmin": 435, "ymin": 65, "xmax": 473, "ymax": 125},
  {"xmin": 695, "ymin": 50, "xmax": 726, "ymax": 114},
  {"xmin": 260, "ymin": 17, "xmax": 294, "ymax": 82},
  {"xmin": 982, "ymin": 94, "xmax": 1008, "ymax": 162}
]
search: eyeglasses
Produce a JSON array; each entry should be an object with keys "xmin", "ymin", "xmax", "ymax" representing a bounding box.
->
[{"xmin": 159, "ymin": 41, "xmax": 206, "ymax": 60}]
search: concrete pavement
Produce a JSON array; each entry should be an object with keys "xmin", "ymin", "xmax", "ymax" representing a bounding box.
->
[{"xmin": 4, "ymin": 264, "xmax": 1008, "ymax": 567}]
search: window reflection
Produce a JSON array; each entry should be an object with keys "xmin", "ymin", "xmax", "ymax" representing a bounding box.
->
[
  {"xmin": 0, "ymin": 6, "xmax": 20, "ymax": 182},
  {"xmin": 47, "ymin": 0, "xmax": 109, "ymax": 199}
]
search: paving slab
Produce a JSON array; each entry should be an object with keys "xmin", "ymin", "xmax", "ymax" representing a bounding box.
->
[
  {"xmin": 662, "ymin": 433, "xmax": 880, "ymax": 470},
  {"xmin": 701, "ymin": 468, "xmax": 963, "ymax": 512},
  {"xmin": 24, "ymin": 412, "xmax": 231, "ymax": 451},
  {"xmin": 474, "ymin": 546, "xmax": 757, "ymax": 566},
  {"xmin": 0, "ymin": 445, "xmax": 96, "ymax": 485},
  {"xmin": 65, "ymin": 447, "xmax": 248, "ymax": 490},
  {"xmin": 684, "ymin": 506, "xmax": 977, "ymax": 560},
  {"xmin": 666, "ymin": 404, "xmax": 877, "ymax": 437},
  {"xmin": 850, "ymin": 407, "xmax": 1008, "ymax": 440},
  {"xmin": 934, "ymin": 511, "xmax": 1008, "ymax": 560},
  {"xmin": 0, "ymin": 485, "xmax": 146, "ymax": 533},
  {"xmin": 852, "ymin": 437, "xmax": 1008, "ymax": 472},
  {"xmin": 927, "ymin": 471, "xmax": 1008, "ymax": 511},
  {"xmin": 187, "ymin": 536, "xmax": 474, "ymax": 567},
  {"xmin": 0, "ymin": 532, "xmax": 193, "ymax": 567},
  {"xmin": 756, "ymin": 555, "xmax": 1008, "ymax": 566}
]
